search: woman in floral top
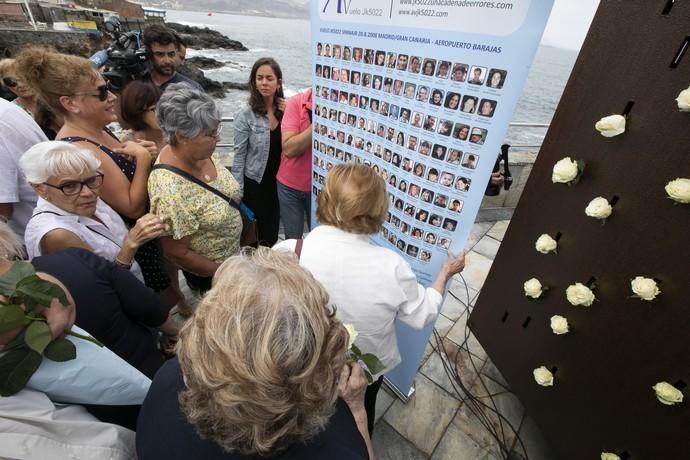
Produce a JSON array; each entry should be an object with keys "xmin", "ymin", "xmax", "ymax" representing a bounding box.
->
[{"xmin": 149, "ymin": 84, "xmax": 242, "ymax": 292}]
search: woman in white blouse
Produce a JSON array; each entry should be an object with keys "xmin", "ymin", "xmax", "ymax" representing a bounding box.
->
[
  {"xmin": 21, "ymin": 141, "xmax": 164, "ymax": 282},
  {"xmin": 274, "ymin": 163, "xmax": 465, "ymax": 434}
]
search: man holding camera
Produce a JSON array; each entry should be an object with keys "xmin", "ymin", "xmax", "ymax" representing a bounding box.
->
[{"xmin": 143, "ymin": 25, "xmax": 201, "ymax": 92}]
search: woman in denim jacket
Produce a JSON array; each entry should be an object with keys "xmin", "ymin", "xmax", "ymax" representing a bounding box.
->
[{"xmin": 232, "ymin": 58, "xmax": 286, "ymax": 246}]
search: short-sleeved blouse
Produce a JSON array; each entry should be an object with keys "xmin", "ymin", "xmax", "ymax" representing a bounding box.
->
[{"xmin": 148, "ymin": 156, "xmax": 242, "ymax": 263}]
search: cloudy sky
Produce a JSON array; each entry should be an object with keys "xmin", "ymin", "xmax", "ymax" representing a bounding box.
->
[{"xmin": 541, "ymin": 0, "xmax": 600, "ymax": 50}]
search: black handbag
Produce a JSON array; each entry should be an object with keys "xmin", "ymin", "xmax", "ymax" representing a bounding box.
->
[{"xmin": 151, "ymin": 164, "xmax": 259, "ymax": 247}]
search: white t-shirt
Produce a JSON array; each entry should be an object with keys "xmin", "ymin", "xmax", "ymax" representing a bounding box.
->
[{"xmin": 0, "ymin": 98, "xmax": 45, "ymax": 243}]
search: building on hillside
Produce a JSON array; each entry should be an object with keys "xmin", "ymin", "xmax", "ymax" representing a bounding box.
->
[{"xmin": 0, "ymin": 1, "xmax": 31, "ymax": 27}]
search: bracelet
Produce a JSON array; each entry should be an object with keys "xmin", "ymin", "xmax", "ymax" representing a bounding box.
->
[{"xmin": 114, "ymin": 257, "xmax": 132, "ymax": 269}]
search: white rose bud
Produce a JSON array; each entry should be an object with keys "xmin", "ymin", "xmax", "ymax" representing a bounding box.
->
[
  {"xmin": 585, "ymin": 197, "xmax": 612, "ymax": 220},
  {"xmin": 566, "ymin": 283, "xmax": 595, "ymax": 307},
  {"xmin": 550, "ymin": 315, "xmax": 570, "ymax": 335},
  {"xmin": 535, "ymin": 234, "xmax": 558, "ymax": 254},
  {"xmin": 533, "ymin": 366, "xmax": 554, "ymax": 387},
  {"xmin": 665, "ymin": 178, "xmax": 690, "ymax": 204},
  {"xmin": 631, "ymin": 276, "xmax": 660, "ymax": 301},
  {"xmin": 601, "ymin": 453, "xmax": 621, "ymax": 460},
  {"xmin": 652, "ymin": 381, "xmax": 684, "ymax": 405},
  {"xmin": 595, "ymin": 114, "xmax": 626, "ymax": 137},
  {"xmin": 551, "ymin": 157, "xmax": 579, "ymax": 184},
  {"xmin": 523, "ymin": 278, "xmax": 543, "ymax": 299},
  {"xmin": 676, "ymin": 87, "xmax": 690, "ymax": 112},
  {"xmin": 344, "ymin": 323, "xmax": 358, "ymax": 349}
]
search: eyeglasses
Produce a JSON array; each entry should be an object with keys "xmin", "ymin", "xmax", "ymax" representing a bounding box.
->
[
  {"xmin": 2, "ymin": 77, "xmax": 17, "ymax": 88},
  {"xmin": 43, "ymin": 173, "xmax": 104, "ymax": 196},
  {"xmin": 72, "ymin": 81, "xmax": 112, "ymax": 101}
]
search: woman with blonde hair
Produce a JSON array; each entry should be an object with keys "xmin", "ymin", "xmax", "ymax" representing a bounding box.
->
[
  {"xmin": 274, "ymin": 163, "xmax": 466, "ymax": 432},
  {"xmin": 15, "ymin": 47, "xmax": 173, "ymax": 300},
  {"xmin": 0, "ymin": 58, "xmax": 37, "ymax": 115},
  {"xmin": 137, "ymin": 248, "xmax": 374, "ymax": 459}
]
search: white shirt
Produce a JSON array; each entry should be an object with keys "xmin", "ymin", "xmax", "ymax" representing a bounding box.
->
[
  {"xmin": 0, "ymin": 98, "xmax": 45, "ymax": 243},
  {"xmin": 274, "ymin": 225, "xmax": 442, "ymax": 376},
  {"xmin": 25, "ymin": 197, "xmax": 143, "ymax": 281}
]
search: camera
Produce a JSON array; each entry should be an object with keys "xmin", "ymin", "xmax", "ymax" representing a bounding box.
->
[
  {"xmin": 485, "ymin": 144, "xmax": 514, "ymax": 196},
  {"xmin": 89, "ymin": 17, "xmax": 151, "ymax": 92}
]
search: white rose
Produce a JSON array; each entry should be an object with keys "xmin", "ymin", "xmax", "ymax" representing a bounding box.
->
[
  {"xmin": 523, "ymin": 278, "xmax": 543, "ymax": 299},
  {"xmin": 551, "ymin": 157, "xmax": 579, "ymax": 183},
  {"xmin": 595, "ymin": 114, "xmax": 626, "ymax": 137},
  {"xmin": 533, "ymin": 366, "xmax": 554, "ymax": 387},
  {"xmin": 665, "ymin": 178, "xmax": 690, "ymax": 204},
  {"xmin": 676, "ymin": 87, "xmax": 690, "ymax": 112},
  {"xmin": 535, "ymin": 234, "xmax": 558, "ymax": 254},
  {"xmin": 653, "ymin": 381, "xmax": 684, "ymax": 405},
  {"xmin": 566, "ymin": 283, "xmax": 595, "ymax": 307},
  {"xmin": 585, "ymin": 197, "xmax": 612, "ymax": 219},
  {"xmin": 631, "ymin": 276, "xmax": 660, "ymax": 301},
  {"xmin": 550, "ymin": 315, "xmax": 569, "ymax": 335},
  {"xmin": 601, "ymin": 453, "xmax": 621, "ymax": 460},
  {"xmin": 344, "ymin": 323, "xmax": 358, "ymax": 349}
]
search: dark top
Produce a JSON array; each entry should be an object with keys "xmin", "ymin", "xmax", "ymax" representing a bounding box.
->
[
  {"xmin": 158, "ymin": 72, "xmax": 204, "ymax": 92},
  {"xmin": 266, "ymin": 124, "xmax": 282, "ymax": 180},
  {"xmin": 137, "ymin": 359, "xmax": 369, "ymax": 460},
  {"xmin": 58, "ymin": 133, "xmax": 170, "ymax": 292},
  {"xmin": 32, "ymin": 248, "xmax": 167, "ymax": 378}
]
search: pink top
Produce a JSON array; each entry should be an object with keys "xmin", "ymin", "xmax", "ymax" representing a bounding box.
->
[{"xmin": 277, "ymin": 88, "xmax": 312, "ymax": 192}]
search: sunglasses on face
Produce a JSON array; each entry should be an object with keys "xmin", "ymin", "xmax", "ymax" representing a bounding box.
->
[
  {"xmin": 43, "ymin": 173, "xmax": 104, "ymax": 196},
  {"xmin": 73, "ymin": 81, "xmax": 112, "ymax": 101},
  {"xmin": 2, "ymin": 77, "xmax": 17, "ymax": 88}
]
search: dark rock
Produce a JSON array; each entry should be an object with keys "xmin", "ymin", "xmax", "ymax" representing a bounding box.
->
[
  {"xmin": 178, "ymin": 63, "xmax": 225, "ymax": 98},
  {"xmin": 166, "ymin": 23, "xmax": 248, "ymax": 51},
  {"xmin": 223, "ymin": 81, "xmax": 249, "ymax": 91},
  {"xmin": 0, "ymin": 30, "xmax": 105, "ymax": 58},
  {"xmin": 186, "ymin": 56, "xmax": 224, "ymax": 69}
]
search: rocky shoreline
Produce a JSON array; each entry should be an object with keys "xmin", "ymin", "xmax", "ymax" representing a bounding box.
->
[{"xmin": 0, "ymin": 23, "xmax": 249, "ymax": 97}]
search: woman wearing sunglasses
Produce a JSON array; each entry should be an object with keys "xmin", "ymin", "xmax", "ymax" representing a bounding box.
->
[
  {"xmin": 20, "ymin": 141, "xmax": 165, "ymax": 283},
  {"xmin": 17, "ymin": 48, "xmax": 175, "ymax": 303},
  {"xmin": 0, "ymin": 58, "xmax": 38, "ymax": 115}
]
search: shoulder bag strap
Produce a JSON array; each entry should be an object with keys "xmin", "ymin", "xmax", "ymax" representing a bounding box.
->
[
  {"xmin": 294, "ymin": 239, "xmax": 303, "ymax": 259},
  {"xmin": 152, "ymin": 164, "xmax": 241, "ymax": 212}
]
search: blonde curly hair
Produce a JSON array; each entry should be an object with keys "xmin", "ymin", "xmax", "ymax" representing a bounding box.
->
[{"xmin": 177, "ymin": 247, "xmax": 348, "ymax": 455}]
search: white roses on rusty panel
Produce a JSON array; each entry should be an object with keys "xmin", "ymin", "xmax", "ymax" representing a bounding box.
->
[
  {"xmin": 595, "ymin": 114, "xmax": 626, "ymax": 137},
  {"xmin": 533, "ymin": 366, "xmax": 554, "ymax": 387},
  {"xmin": 652, "ymin": 382, "xmax": 684, "ymax": 406},
  {"xmin": 630, "ymin": 277, "xmax": 660, "ymax": 301}
]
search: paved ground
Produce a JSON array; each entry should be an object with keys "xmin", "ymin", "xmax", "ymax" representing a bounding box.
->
[{"xmin": 174, "ymin": 219, "xmax": 556, "ymax": 460}]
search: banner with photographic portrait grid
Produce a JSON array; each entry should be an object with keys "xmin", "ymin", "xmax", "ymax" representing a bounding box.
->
[{"xmin": 311, "ymin": 0, "xmax": 554, "ymax": 398}]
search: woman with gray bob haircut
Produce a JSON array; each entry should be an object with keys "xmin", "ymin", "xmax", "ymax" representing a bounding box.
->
[
  {"xmin": 148, "ymin": 83, "xmax": 243, "ymax": 293},
  {"xmin": 21, "ymin": 141, "xmax": 166, "ymax": 282}
]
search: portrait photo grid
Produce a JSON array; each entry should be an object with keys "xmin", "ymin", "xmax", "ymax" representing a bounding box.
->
[{"xmin": 312, "ymin": 42, "xmax": 507, "ymax": 263}]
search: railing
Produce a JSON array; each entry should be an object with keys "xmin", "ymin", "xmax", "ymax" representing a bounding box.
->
[{"xmin": 216, "ymin": 118, "xmax": 549, "ymax": 151}]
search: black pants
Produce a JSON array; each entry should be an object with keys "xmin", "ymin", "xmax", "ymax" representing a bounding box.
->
[
  {"xmin": 364, "ymin": 376, "xmax": 384, "ymax": 435},
  {"xmin": 182, "ymin": 270, "xmax": 213, "ymax": 293},
  {"xmin": 243, "ymin": 176, "xmax": 280, "ymax": 247}
]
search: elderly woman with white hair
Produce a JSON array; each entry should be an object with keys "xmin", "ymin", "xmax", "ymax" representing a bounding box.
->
[
  {"xmin": 21, "ymin": 141, "xmax": 166, "ymax": 282},
  {"xmin": 148, "ymin": 83, "xmax": 242, "ymax": 292}
]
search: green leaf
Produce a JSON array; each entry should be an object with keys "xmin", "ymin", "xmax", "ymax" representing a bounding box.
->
[
  {"xmin": 360, "ymin": 353, "xmax": 386, "ymax": 375},
  {"xmin": 0, "ymin": 347, "xmax": 42, "ymax": 396},
  {"xmin": 16, "ymin": 275, "xmax": 69, "ymax": 311},
  {"xmin": 0, "ymin": 261, "xmax": 35, "ymax": 296},
  {"xmin": 0, "ymin": 304, "xmax": 26, "ymax": 333},
  {"xmin": 44, "ymin": 337, "xmax": 76, "ymax": 362},
  {"xmin": 350, "ymin": 343, "xmax": 363, "ymax": 359},
  {"xmin": 25, "ymin": 321, "xmax": 52, "ymax": 354}
]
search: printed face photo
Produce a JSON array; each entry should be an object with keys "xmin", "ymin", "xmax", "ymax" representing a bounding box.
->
[
  {"xmin": 449, "ymin": 199, "xmax": 464, "ymax": 213},
  {"xmin": 423, "ymin": 115, "xmax": 437, "ymax": 132},
  {"xmin": 446, "ymin": 149, "xmax": 462, "ymax": 164},
  {"xmin": 411, "ymin": 111, "xmax": 423, "ymax": 128},
  {"xmin": 478, "ymin": 99, "xmax": 497, "ymax": 118},
  {"xmin": 324, "ymin": 44, "xmax": 331, "ymax": 56},
  {"xmin": 430, "ymin": 89, "xmax": 444, "ymax": 106},
  {"xmin": 396, "ymin": 131, "xmax": 405, "ymax": 146},
  {"xmin": 380, "ymin": 102, "xmax": 389, "ymax": 116},
  {"xmin": 422, "ymin": 58, "xmax": 436, "ymax": 76},
  {"xmin": 373, "ymin": 76, "xmax": 382, "ymax": 90},
  {"xmin": 439, "ymin": 171, "xmax": 455, "ymax": 187},
  {"xmin": 444, "ymin": 92, "xmax": 461, "ymax": 110},
  {"xmin": 408, "ymin": 183, "xmax": 420, "ymax": 198},
  {"xmin": 392, "ymin": 153, "xmax": 401, "ymax": 167},
  {"xmin": 413, "ymin": 162, "xmax": 425, "ymax": 177},
  {"xmin": 407, "ymin": 135, "xmax": 418, "ymax": 151},
  {"xmin": 431, "ymin": 144, "xmax": 447, "ymax": 161},
  {"xmin": 461, "ymin": 95, "xmax": 478, "ymax": 113},
  {"xmin": 438, "ymin": 120, "xmax": 453, "ymax": 137},
  {"xmin": 437, "ymin": 237, "xmax": 451, "ymax": 249},
  {"xmin": 397, "ymin": 54, "xmax": 409, "ymax": 71},
  {"xmin": 383, "ymin": 77, "xmax": 393, "ymax": 93},
  {"xmin": 315, "ymin": 64, "xmax": 322, "ymax": 77},
  {"xmin": 406, "ymin": 245, "xmax": 419, "ymax": 257},
  {"xmin": 359, "ymin": 95, "xmax": 369, "ymax": 110},
  {"xmin": 429, "ymin": 214, "xmax": 442, "ymax": 227},
  {"xmin": 323, "ymin": 66, "xmax": 331, "ymax": 79},
  {"xmin": 398, "ymin": 180, "xmax": 407, "ymax": 192},
  {"xmin": 468, "ymin": 66, "xmax": 487, "ymax": 85},
  {"xmin": 416, "ymin": 86, "xmax": 429, "ymax": 102},
  {"xmin": 362, "ymin": 73, "xmax": 372, "ymax": 87},
  {"xmin": 357, "ymin": 117, "xmax": 365, "ymax": 129},
  {"xmin": 404, "ymin": 83, "xmax": 416, "ymax": 99},
  {"xmin": 369, "ymin": 98, "xmax": 379, "ymax": 112},
  {"xmin": 487, "ymin": 68, "xmax": 507, "ymax": 89},
  {"xmin": 462, "ymin": 153, "xmax": 478, "ymax": 169},
  {"xmin": 426, "ymin": 167, "xmax": 439, "ymax": 182},
  {"xmin": 353, "ymin": 47, "xmax": 363, "ymax": 62},
  {"xmin": 454, "ymin": 176, "xmax": 471, "ymax": 192},
  {"xmin": 364, "ymin": 49, "xmax": 374, "ymax": 64},
  {"xmin": 351, "ymin": 71, "xmax": 361, "ymax": 85},
  {"xmin": 436, "ymin": 60, "xmax": 451, "ymax": 78},
  {"xmin": 333, "ymin": 45, "xmax": 341, "ymax": 59},
  {"xmin": 404, "ymin": 204, "xmax": 415, "ymax": 217},
  {"xmin": 386, "ymin": 52, "xmax": 397, "ymax": 68},
  {"xmin": 451, "ymin": 63, "xmax": 468, "ymax": 82},
  {"xmin": 442, "ymin": 217, "xmax": 457, "ymax": 232},
  {"xmin": 424, "ymin": 232, "xmax": 436, "ymax": 245},
  {"xmin": 418, "ymin": 141, "xmax": 431, "ymax": 157},
  {"xmin": 433, "ymin": 193, "xmax": 448, "ymax": 208},
  {"xmin": 343, "ymin": 46, "xmax": 351, "ymax": 60},
  {"xmin": 393, "ymin": 79, "xmax": 404, "ymax": 96},
  {"xmin": 415, "ymin": 209, "xmax": 428, "ymax": 222},
  {"xmin": 340, "ymin": 69, "xmax": 350, "ymax": 83},
  {"xmin": 375, "ymin": 50, "xmax": 386, "ymax": 66},
  {"xmin": 469, "ymin": 127, "xmax": 488, "ymax": 145},
  {"xmin": 409, "ymin": 56, "xmax": 421, "ymax": 73},
  {"xmin": 396, "ymin": 239, "xmax": 405, "ymax": 251},
  {"xmin": 332, "ymin": 67, "xmax": 340, "ymax": 81},
  {"xmin": 350, "ymin": 94, "xmax": 359, "ymax": 107},
  {"xmin": 411, "ymin": 227, "xmax": 423, "ymax": 239},
  {"xmin": 316, "ymin": 42, "xmax": 322, "ymax": 55},
  {"xmin": 420, "ymin": 188, "xmax": 434, "ymax": 203},
  {"xmin": 399, "ymin": 108, "xmax": 411, "ymax": 123},
  {"xmin": 453, "ymin": 123, "xmax": 470, "ymax": 141},
  {"xmin": 419, "ymin": 250, "xmax": 431, "ymax": 262}
]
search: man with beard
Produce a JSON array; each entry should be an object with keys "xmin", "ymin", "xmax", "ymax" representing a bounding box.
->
[{"xmin": 143, "ymin": 25, "xmax": 202, "ymax": 91}]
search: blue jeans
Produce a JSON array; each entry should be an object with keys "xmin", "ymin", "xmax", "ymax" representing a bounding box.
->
[{"xmin": 277, "ymin": 181, "xmax": 312, "ymax": 239}]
